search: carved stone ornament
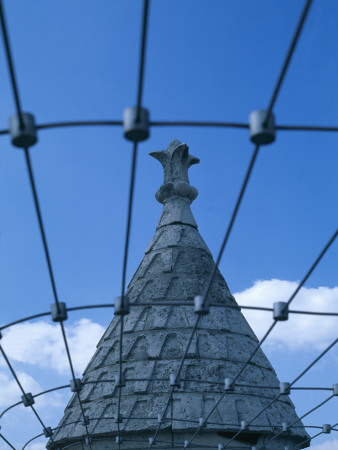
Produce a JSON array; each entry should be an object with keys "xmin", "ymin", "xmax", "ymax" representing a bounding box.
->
[{"xmin": 150, "ymin": 139, "xmax": 200, "ymax": 229}]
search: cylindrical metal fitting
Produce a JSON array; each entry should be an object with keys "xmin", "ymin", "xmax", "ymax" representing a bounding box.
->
[
  {"xmin": 249, "ymin": 110, "xmax": 275, "ymax": 145},
  {"xmin": 114, "ymin": 296, "xmax": 130, "ymax": 316},
  {"xmin": 9, "ymin": 112, "xmax": 38, "ymax": 148},
  {"xmin": 333, "ymin": 383, "xmax": 338, "ymax": 396},
  {"xmin": 280, "ymin": 382, "xmax": 291, "ymax": 395},
  {"xmin": 194, "ymin": 295, "xmax": 209, "ymax": 315},
  {"xmin": 114, "ymin": 373, "xmax": 126, "ymax": 387},
  {"xmin": 43, "ymin": 427, "xmax": 53, "ymax": 438},
  {"xmin": 273, "ymin": 302, "xmax": 288, "ymax": 321},
  {"xmin": 85, "ymin": 436, "xmax": 92, "ymax": 445},
  {"xmin": 114, "ymin": 414, "xmax": 123, "ymax": 423},
  {"xmin": 169, "ymin": 373, "xmax": 180, "ymax": 387},
  {"xmin": 51, "ymin": 302, "xmax": 68, "ymax": 322},
  {"xmin": 70, "ymin": 378, "xmax": 82, "ymax": 392},
  {"xmin": 224, "ymin": 378, "xmax": 235, "ymax": 391},
  {"xmin": 123, "ymin": 106, "xmax": 150, "ymax": 142},
  {"xmin": 199, "ymin": 417, "xmax": 206, "ymax": 427},
  {"xmin": 322, "ymin": 424, "xmax": 331, "ymax": 434},
  {"xmin": 22, "ymin": 393, "xmax": 35, "ymax": 407},
  {"xmin": 81, "ymin": 415, "xmax": 89, "ymax": 426}
]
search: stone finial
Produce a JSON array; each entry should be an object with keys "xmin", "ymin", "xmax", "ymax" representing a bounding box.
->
[
  {"xmin": 150, "ymin": 139, "xmax": 199, "ymax": 204},
  {"xmin": 150, "ymin": 140, "xmax": 200, "ymax": 229}
]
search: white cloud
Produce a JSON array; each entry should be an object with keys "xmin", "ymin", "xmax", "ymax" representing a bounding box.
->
[
  {"xmin": 1, "ymin": 319, "xmax": 105, "ymax": 376},
  {"xmin": 311, "ymin": 438, "xmax": 338, "ymax": 450},
  {"xmin": 234, "ymin": 280, "xmax": 338, "ymax": 351},
  {"xmin": 28, "ymin": 443, "xmax": 47, "ymax": 450}
]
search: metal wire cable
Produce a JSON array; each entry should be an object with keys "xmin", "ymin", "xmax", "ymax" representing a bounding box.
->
[
  {"xmin": 0, "ymin": 433, "xmax": 16, "ymax": 450},
  {"xmin": 23, "ymin": 148, "xmax": 61, "ymax": 306},
  {"xmin": 0, "ymin": 302, "xmax": 337, "ymax": 333},
  {"xmin": 0, "ymin": 345, "xmax": 54, "ymax": 444},
  {"xmin": 23, "ymin": 145, "xmax": 93, "ymax": 448},
  {"xmin": 232, "ymin": 338, "xmax": 337, "ymax": 448},
  {"xmin": 0, "ymin": 385, "xmax": 70, "ymax": 419},
  {"xmin": 231, "ymin": 229, "xmax": 338, "ymax": 388},
  {"xmin": 136, "ymin": 0, "xmax": 150, "ymax": 119},
  {"xmin": 1, "ymin": 302, "xmax": 337, "ymax": 334},
  {"xmin": 292, "ymin": 420, "xmax": 338, "ymax": 450},
  {"xmin": 289, "ymin": 338, "xmax": 338, "ymax": 387},
  {"xmin": 0, "ymin": 0, "xmax": 24, "ymax": 129},
  {"xmin": 37, "ymin": 120, "xmax": 123, "ymax": 130},
  {"xmin": 2, "ymin": 376, "xmax": 333, "ymax": 422},
  {"xmin": 264, "ymin": 0, "xmax": 313, "ymax": 120},
  {"xmin": 0, "ymin": 0, "xmax": 93, "ymax": 443},
  {"xmin": 258, "ymin": 394, "xmax": 335, "ymax": 449},
  {"xmin": 18, "ymin": 414, "xmax": 338, "ymax": 450},
  {"xmin": 195, "ymin": 227, "xmax": 337, "ymax": 442},
  {"xmin": 185, "ymin": 293, "xmax": 338, "ymax": 449},
  {"xmin": 2, "ymin": 120, "xmax": 338, "ymax": 137},
  {"xmin": 116, "ymin": 1, "xmax": 150, "ymax": 445}
]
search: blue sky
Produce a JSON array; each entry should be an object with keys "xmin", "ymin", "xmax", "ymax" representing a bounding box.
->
[{"xmin": 0, "ymin": 1, "xmax": 337, "ymax": 449}]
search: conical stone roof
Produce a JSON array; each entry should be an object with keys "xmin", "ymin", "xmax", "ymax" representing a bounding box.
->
[{"xmin": 49, "ymin": 140, "xmax": 309, "ymax": 449}]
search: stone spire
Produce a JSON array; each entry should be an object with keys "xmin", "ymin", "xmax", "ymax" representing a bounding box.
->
[{"xmin": 49, "ymin": 140, "xmax": 309, "ymax": 449}]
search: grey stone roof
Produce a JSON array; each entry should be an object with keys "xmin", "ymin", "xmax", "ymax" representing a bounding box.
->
[{"xmin": 49, "ymin": 140, "xmax": 309, "ymax": 449}]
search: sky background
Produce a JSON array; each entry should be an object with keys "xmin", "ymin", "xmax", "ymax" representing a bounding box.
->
[{"xmin": 0, "ymin": 0, "xmax": 337, "ymax": 449}]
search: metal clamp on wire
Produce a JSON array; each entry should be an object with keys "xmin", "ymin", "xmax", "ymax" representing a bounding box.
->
[
  {"xmin": 194, "ymin": 295, "xmax": 209, "ymax": 315},
  {"xmin": 85, "ymin": 436, "xmax": 93, "ymax": 445},
  {"xmin": 280, "ymin": 382, "xmax": 291, "ymax": 395},
  {"xmin": 199, "ymin": 417, "xmax": 206, "ymax": 427},
  {"xmin": 70, "ymin": 378, "xmax": 82, "ymax": 392},
  {"xmin": 115, "ymin": 373, "xmax": 126, "ymax": 387},
  {"xmin": 114, "ymin": 296, "xmax": 130, "ymax": 316},
  {"xmin": 322, "ymin": 424, "xmax": 331, "ymax": 434},
  {"xmin": 224, "ymin": 378, "xmax": 235, "ymax": 391},
  {"xmin": 9, "ymin": 112, "xmax": 38, "ymax": 148},
  {"xmin": 43, "ymin": 427, "xmax": 53, "ymax": 438},
  {"xmin": 123, "ymin": 106, "xmax": 150, "ymax": 142},
  {"xmin": 81, "ymin": 415, "xmax": 90, "ymax": 426},
  {"xmin": 114, "ymin": 413, "xmax": 123, "ymax": 423},
  {"xmin": 21, "ymin": 393, "xmax": 35, "ymax": 407},
  {"xmin": 273, "ymin": 302, "xmax": 289, "ymax": 321},
  {"xmin": 157, "ymin": 413, "xmax": 166, "ymax": 424},
  {"xmin": 241, "ymin": 420, "xmax": 248, "ymax": 430},
  {"xmin": 249, "ymin": 110, "xmax": 275, "ymax": 145},
  {"xmin": 51, "ymin": 302, "xmax": 68, "ymax": 322},
  {"xmin": 169, "ymin": 373, "xmax": 181, "ymax": 388}
]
